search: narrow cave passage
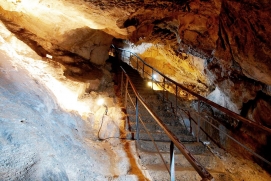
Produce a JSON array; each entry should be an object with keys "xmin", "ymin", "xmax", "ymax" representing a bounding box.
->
[{"xmin": 0, "ymin": 0, "xmax": 271, "ymax": 180}]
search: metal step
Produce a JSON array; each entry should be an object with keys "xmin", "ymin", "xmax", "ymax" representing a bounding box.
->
[
  {"xmin": 128, "ymin": 122, "xmax": 189, "ymax": 135},
  {"xmin": 138, "ymin": 140, "xmax": 206, "ymax": 155},
  {"xmin": 139, "ymin": 151, "xmax": 222, "ymax": 170},
  {"xmin": 116, "ymin": 52, "xmax": 228, "ymax": 181},
  {"xmin": 133, "ymin": 131, "xmax": 197, "ymax": 142},
  {"xmin": 145, "ymin": 164, "xmax": 230, "ymax": 181},
  {"xmin": 126, "ymin": 114, "xmax": 179, "ymax": 125}
]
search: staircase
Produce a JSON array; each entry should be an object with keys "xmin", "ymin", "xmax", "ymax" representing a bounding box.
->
[{"xmin": 118, "ymin": 61, "xmax": 231, "ymax": 181}]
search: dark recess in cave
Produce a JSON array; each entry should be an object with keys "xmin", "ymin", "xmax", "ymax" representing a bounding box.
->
[
  {"xmin": 241, "ymin": 91, "xmax": 271, "ymax": 128},
  {"xmin": 123, "ymin": 18, "xmax": 139, "ymax": 28},
  {"xmin": 255, "ymin": 135, "xmax": 271, "ymax": 173}
]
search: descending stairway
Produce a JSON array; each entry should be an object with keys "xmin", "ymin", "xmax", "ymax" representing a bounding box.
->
[
  {"xmin": 104, "ymin": 53, "xmax": 231, "ymax": 181},
  {"xmin": 118, "ymin": 61, "xmax": 231, "ymax": 181}
]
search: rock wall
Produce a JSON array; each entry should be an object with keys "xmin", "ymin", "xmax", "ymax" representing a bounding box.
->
[
  {"xmin": 0, "ymin": 0, "xmax": 270, "ymax": 125},
  {"xmin": 0, "ymin": 20, "xmax": 146, "ymax": 180},
  {"xmin": 115, "ymin": 0, "xmax": 271, "ymax": 119},
  {"xmin": 0, "ymin": 0, "xmax": 114, "ymax": 65}
]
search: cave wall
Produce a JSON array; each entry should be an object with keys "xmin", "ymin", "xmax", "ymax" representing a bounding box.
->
[
  {"xmin": 111, "ymin": 0, "xmax": 271, "ymax": 164},
  {"xmin": 115, "ymin": 0, "xmax": 271, "ymax": 122},
  {"xmin": 0, "ymin": 0, "xmax": 271, "ymax": 176},
  {"xmin": 0, "ymin": 0, "xmax": 115, "ymax": 65},
  {"xmin": 0, "ymin": 0, "xmax": 271, "ymax": 127},
  {"xmin": 0, "ymin": 20, "xmax": 140, "ymax": 180}
]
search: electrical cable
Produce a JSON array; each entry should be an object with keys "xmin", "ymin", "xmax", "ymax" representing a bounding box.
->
[
  {"xmin": 97, "ymin": 104, "xmax": 108, "ymax": 140},
  {"xmin": 97, "ymin": 113, "xmax": 127, "ymax": 141},
  {"xmin": 98, "ymin": 113, "xmax": 106, "ymax": 140}
]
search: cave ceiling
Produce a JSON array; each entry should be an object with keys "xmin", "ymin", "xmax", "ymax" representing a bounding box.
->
[{"xmin": 0, "ymin": 0, "xmax": 271, "ymax": 125}]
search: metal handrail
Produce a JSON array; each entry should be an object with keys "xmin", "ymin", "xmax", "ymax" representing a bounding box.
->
[
  {"xmin": 126, "ymin": 85, "xmax": 171, "ymax": 174},
  {"xmin": 186, "ymin": 109, "xmax": 271, "ymax": 165},
  {"xmin": 120, "ymin": 66, "xmax": 214, "ymax": 181},
  {"xmin": 111, "ymin": 45, "xmax": 271, "ymax": 134},
  {"xmin": 110, "ymin": 45, "xmax": 271, "ymax": 167}
]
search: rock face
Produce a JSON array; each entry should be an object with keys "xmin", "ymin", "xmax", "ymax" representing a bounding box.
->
[
  {"xmin": 210, "ymin": 0, "xmax": 271, "ymax": 112},
  {"xmin": 0, "ymin": 0, "xmax": 115, "ymax": 65},
  {"xmin": 0, "ymin": 21, "xmax": 149, "ymax": 180},
  {"xmin": 242, "ymin": 91, "xmax": 271, "ymax": 127},
  {"xmin": 115, "ymin": 0, "xmax": 271, "ymax": 116},
  {"xmin": 0, "ymin": 0, "xmax": 271, "ymax": 144},
  {"xmin": 0, "ymin": 0, "xmax": 270, "ymax": 129},
  {"xmin": 0, "ymin": 0, "xmax": 271, "ymax": 178},
  {"xmin": 0, "ymin": 0, "xmax": 270, "ymax": 137},
  {"xmin": 217, "ymin": 0, "xmax": 271, "ymax": 85}
]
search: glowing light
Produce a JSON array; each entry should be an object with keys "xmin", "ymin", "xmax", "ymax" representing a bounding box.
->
[
  {"xmin": 97, "ymin": 98, "xmax": 105, "ymax": 106},
  {"xmin": 152, "ymin": 74, "xmax": 157, "ymax": 80},
  {"xmin": 147, "ymin": 81, "xmax": 162, "ymax": 91},
  {"xmin": 97, "ymin": 98, "xmax": 108, "ymax": 115},
  {"xmin": 46, "ymin": 54, "xmax": 53, "ymax": 59}
]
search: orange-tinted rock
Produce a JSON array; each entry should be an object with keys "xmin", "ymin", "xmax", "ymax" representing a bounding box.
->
[
  {"xmin": 0, "ymin": 0, "xmax": 271, "ymax": 114},
  {"xmin": 217, "ymin": 0, "xmax": 271, "ymax": 85},
  {"xmin": 247, "ymin": 93, "xmax": 271, "ymax": 127}
]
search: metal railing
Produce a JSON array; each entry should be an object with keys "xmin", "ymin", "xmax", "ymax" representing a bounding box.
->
[
  {"xmin": 119, "ymin": 66, "xmax": 214, "ymax": 181},
  {"xmin": 110, "ymin": 45, "xmax": 271, "ymax": 168}
]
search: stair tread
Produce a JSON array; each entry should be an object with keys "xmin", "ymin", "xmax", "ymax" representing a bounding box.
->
[
  {"xmin": 129, "ymin": 131, "xmax": 197, "ymax": 142},
  {"xmin": 126, "ymin": 115, "xmax": 181, "ymax": 124},
  {"xmin": 138, "ymin": 140, "xmax": 206, "ymax": 154},
  {"xmin": 145, "ymin": 164, "xmax": 223, "ymax": 172},
  {"xmin": 146, "ymin": 153, "xmax": 225, "ymax": 168},
  {"xmin": 146, "ymin": 169, "xmax": 229, "ymax": 181},
  {"xmin": 116, "ymin": 54, "xmax": 229, "ymax": 181},
  {"xmin": 128, "ymin": 123, "xmax": 191, "ymax": 136}
]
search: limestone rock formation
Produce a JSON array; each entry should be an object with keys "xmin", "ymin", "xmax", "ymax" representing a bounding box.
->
[
  {"xmin": 116, "ymin": 0, "xmax": 271, "ymax": 119},
  {"xmin": 0, "ymin": 0, "xmax": 116, "ymax": 65},
  {"xmin": 0, "ymin": 21, "xmax": 149, "ymax": 180},
  {"xmin": 1, "ymin": 0, "xmax": 271, "ymax": 180},
  {"xmin": 0, "ymin": 0, "xmax": 270, "ymax": 129},
  {"xmin": 243, "ymin": 92, "xmax": 271, "ymax": 127}
]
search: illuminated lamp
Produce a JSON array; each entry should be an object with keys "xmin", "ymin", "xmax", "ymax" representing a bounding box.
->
[{"xmin": 97, "ymin": 98, "xmax": 108, "ymax": 115}]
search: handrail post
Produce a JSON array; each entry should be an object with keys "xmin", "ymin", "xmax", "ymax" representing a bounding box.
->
[
  {"xmin": 129, "ymin": 52, "xmax": 132, "ymax": 65},
  {"xmin": 170, "ymin": 141, "xmax": 175, "ymax": 181},
  {"xmin": 124, "ymin": 78, "xmax": 128, "ymax": 108},
  {"xmin": 163, "ymin": 77, "xmax": 165, "ymax": 102},
  {"xmin": 137, "ymin": 57, "xmax": 139, "ymax": 69},
  {"xmin": 129, "ymin": 52, "xmax": 131, "ymax": 65},
  {"xmin": 197, "ymin": 100, "xmax": 201, "ymax": 142},
  {"xmin": 143, "ymin": 64, "xmax": 145, "ymax": 79},
  {"xmin": 175, "ymin": 85, "xmax": 178, "ymax": 117},
  {"xmin": 119, "ymin": 66, "xmax": 214, "ymax": 181},
  {"xmin": 122, "ymin": 51, "xmax": 124, "ymax": 61},
  {"xmin": 135, "ymin": 97, "xmax": 139, "ymax": 143},
  {"xmin": 112, "ymin": 45, "xmax": 271, "ymax": 134},
  {"xmin": 114, "ymin": 46, "xmax": 271, "ymax": 173},
  {"xmin": 152, "ymin": 69, "xmax": 154, "ymax": 90},
  {"xmin": 120, "ymin": 71, "xmax": 124, "ymax": 97},
  {"xmin": 166, "ymin": 83, "xmax": 168, "ymax": 101},
  {"xmin": 189, "ymin": 113, "xmax": 192, "ymax": 134}
]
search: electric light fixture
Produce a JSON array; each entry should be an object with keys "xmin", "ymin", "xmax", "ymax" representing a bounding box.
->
[
  {"xmin": 97, "ymin": 98, "xmax": 108, "ymax": 115},
  {"xmin": 46, "ymin": 54, "xmax": 53, "ymax": 59},
  {"xmin": 97, "ymin": 98, "xmax": 105, "ymax": 106}
]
